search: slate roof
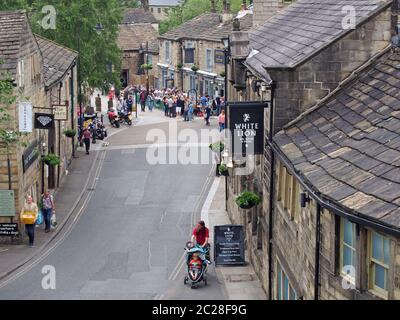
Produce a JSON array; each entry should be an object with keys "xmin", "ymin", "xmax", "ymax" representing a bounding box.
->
[
  {"xmin": 122, "ymin": 8, "xmax": 158, "ymax": 24},
  {"xmin": 160, "ymin": 11, "xmax": 253, "ymax": 42},
  {"xmin": 246, "ymin": 0, "xmax": 392, "ymax": 75},
  {"xmin": 35, "ymin": 35, "xmax": 78, "ymax": 89},
  {"xmin": 274, "ymin": 50, "xmax": 400, "ymax": 230},
  {"xmin": 118, "ymin": 23, "xmax": 159, "ymax": 53},
  {"xmin": 0, "ymin": 10, "xmax": 27, "ymax": 78}
]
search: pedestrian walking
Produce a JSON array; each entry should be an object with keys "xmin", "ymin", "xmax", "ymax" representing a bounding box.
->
[
  {"xmin": 218, "ymin": 110, "xmax": 225, "ymax": 131},
  {"xmin": 20, "ymin": 195, "xmax": 39, "ymax": 247},
  {"xmin": 188, "ymin": 101, "xmax": 194, "ymax": 121},
  {"xmin": 163, "ymin": 97, "xmax": 169, "ymax": 116},
  {"xmin": 41, "ymin": 190, "xmax": 55, "ymax": 233},
  {"xmin": 95, "ymin": 94, "xmax": 102, "ymax": 112},
  {"xmin": 205, "ymin": 104, "xmax": 211, "ymax": 126},
  {"xmin": 140, "ymin": 90, "xmax": 147, "ymax": 112},
  {"xmin": 191, "ymin": 220, "xmax": 211, "ymax": 262},
  {"xmin": 216, "ymin": 96, "xmax": 221, "ymax": 115},
  {"xmin": 81, "ymin": 128, "xmax": 92, "ymax": 155}
]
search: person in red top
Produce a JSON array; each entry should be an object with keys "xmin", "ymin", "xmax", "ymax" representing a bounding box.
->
[
  {"xmin": 81, "ymin": 128, "xmax": 92, "ymax": 155},
  {"xmin": 191, "ymin": 220, "xmax": 211, "ymax": 262}
]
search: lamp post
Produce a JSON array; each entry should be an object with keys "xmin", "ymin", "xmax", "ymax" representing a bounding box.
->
[
  {"xmin": 222, "ymin": 37, "xmax": 230, "ymax": 211},
  {"xmin": 41, "ymin": 142, "xmax": 46, "ymax": 194}
]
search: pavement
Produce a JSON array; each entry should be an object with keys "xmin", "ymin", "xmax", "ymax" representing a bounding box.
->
[{"xmin": 205, "ymin": 177, "xmax": 267, "ymax": 300}]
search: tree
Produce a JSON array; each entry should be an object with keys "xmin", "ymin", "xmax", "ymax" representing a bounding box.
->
[{"xmin": 0, "ymin": 0, "xmax": 27, "ymax": 10}]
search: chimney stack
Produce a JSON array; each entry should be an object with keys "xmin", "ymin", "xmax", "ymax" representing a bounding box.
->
[
  {"xmin": 141, "ymin": 0, "xmax": 149, "ymax": 11},
  {"xmin": 222, "ymin": 1, "xmax": 233, "ymax": 22}
]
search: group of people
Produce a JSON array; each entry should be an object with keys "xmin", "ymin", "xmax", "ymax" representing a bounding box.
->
[{"xmin": 19, "ymin": 191, "xmax": 56, "ymax": 247}]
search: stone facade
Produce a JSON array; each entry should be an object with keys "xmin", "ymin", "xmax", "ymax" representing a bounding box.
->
[{"xmin": 225, "ymin": 1, "xmax": 400, "ymax": 300}]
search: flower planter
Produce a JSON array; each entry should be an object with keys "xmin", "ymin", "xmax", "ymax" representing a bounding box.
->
[
  {"xmin": 239, "ymin": 203, "xmax": 256, "ymax": 210},
  {"xmin": 235, "ymin": 190, "xmax": 261, "ymax": 210}
]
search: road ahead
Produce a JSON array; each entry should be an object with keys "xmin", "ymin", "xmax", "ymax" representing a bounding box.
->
[{"xmin": 0, "ymin": 111, "xmax": 227, "ymax": 300}]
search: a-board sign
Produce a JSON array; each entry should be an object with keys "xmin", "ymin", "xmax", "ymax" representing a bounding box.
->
[
  {"xmin": 214, "ymin": 225, "xmax": 245, "ymax": 266},
  {"xmin": 0, "ymin": 223, "xmax": 18, "ymax": 236}
]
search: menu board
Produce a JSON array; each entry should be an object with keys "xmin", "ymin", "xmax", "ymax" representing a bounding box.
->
[
  {"xmin": 0, "ymin": 190, "xmax": 15, "ymax": 217},
  {"xmin": 214, "ymin": 225, "xmax": 245, "ymax": 266}
]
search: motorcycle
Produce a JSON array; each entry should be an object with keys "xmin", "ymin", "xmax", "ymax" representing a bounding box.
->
[
  {"xmin": 108, "ymin": 111, "xmax": 120, "ymax": 128},
  {"xmin": 95, "ymin": 123, "xmax": 107, "ymax": 140},
  {"xmin": 118, "ymin": 111, "xmax": 133, "ymax": 126}
]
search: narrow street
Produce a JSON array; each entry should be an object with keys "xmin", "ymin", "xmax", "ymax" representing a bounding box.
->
[{"xmin": 0, "ymin": 111, "xmax": 227, "ymax": 300}]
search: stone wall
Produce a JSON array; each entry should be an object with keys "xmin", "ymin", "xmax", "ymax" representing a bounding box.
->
[
  {"xmin": 268, "ymin": 7, "xmax": 392, "ymax": 133},
  {"xmin": 122, "ymin": 51, "xmax": 159, "ymax": 87}
]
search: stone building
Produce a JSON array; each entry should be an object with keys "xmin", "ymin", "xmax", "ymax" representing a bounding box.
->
[
  {"xmin": 157, "ymin": 8, "xmax": 253, "ymax": 96},
  {"xmin": 119, "ymin": 8, "xmax": 160, "ymax": 88},
  {"xmin": 224, "ymin": 0, "xmax": 400, "ymax": 299},
  {"xmin": 35, "ymin": 35, "xmax": 78, "ymax": 190},
  {"xmin": 0, "ymin": 11, "xmax": 78, "ymax": 225},
  {"xmin": 149, "ymin": 0, "xmax": 183, "ymax": 21}
]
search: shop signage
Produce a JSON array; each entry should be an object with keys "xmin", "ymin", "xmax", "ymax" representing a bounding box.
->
[
  {"xmin": 22, "ymin": 140, "xmax": 38, "ymax": 173},
  {"xmin": 214, "ymin": 225, "xmax": 245, "ymax": 266},
  {"xmin": 0, "ymin": 223, "xmax": 18, "ymax": 236},
  {"xmin": 18, "ymin": 102, "xmax": 33, "ymax": 133},
  {"xmin": 34, "ymin": 113, "xmax": 54, "ymax": 129},
  {"xmin": 228, "ymin": 102, "xmax": 267, "ymax": 156},
  {"xmin": 214, "ymin": 50, "xmax": 225, "ymax": 64},
  {"xmin": 53, "ymin": 105, "xmax": 68, "ymax": 121},
  {"xmin": 0, "ymin": 190, "xmax": 16, "ymax": 217}
]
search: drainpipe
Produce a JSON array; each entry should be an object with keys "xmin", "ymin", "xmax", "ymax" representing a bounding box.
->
[
  {"xmin": 267, "ymin": 80, "xmax": 276, "ymax": 300},
  {"xmin": 314, "ymin": 201, "xmax": 322, "ymax": 300}
]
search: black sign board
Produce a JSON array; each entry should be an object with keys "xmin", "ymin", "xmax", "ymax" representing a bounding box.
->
[
  {"xmin": 22, "ymin": 140, "xmax": 38, "ymax": 173},
  {"xmin": 214, "ymin": 225, "xmax": 245, "ymax": 266},
  {"xmin": 0, "ymin": 223, "xmax": 19, "ymax": 236},
  {"xmin": 34, "ymin": 113, "xmax": 54, "ymax": 129},
  {"xmin": 228, "ymin": 102, "xmax": 266, "ymax": 156}
]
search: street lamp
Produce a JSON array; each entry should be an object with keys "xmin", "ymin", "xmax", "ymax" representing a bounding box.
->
[{"xmin": 41, "ymin": 142, "xmax": 47, "ymax": 194}]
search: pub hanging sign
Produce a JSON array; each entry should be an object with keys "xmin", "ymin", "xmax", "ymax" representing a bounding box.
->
[
  {"xmin": 34, "ymin": 113, "xmax": 54, "ymax": 129},
  {"xmin": 228, "ymin": 102, "xmax": 267, "ymax": 156}
]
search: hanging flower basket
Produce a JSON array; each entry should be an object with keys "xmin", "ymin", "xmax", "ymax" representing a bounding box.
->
[
  {"xmin": 235, "ymin": 190, "xmax": 261, "ymax": 209},
  {"xmin": 219, "ymin": 164, "xmax": 229, "ymax": 176},
  {"xmin": 220, "ymin": 71, "xmax": 226, "ymax": 77},
  {"xmin": 209, "ymin": 141, "xmax": 224, "ymax": 152},
  {"xmin": 42, "ymin": 153, "xmax": 61, "ymax": 166},
  {"xmin": 141, "ymin": 63, "xmax": 153, "ymax": 70},
  {"xmin": 64, "ymin": 128, "xmax": 77, "ymax": 138},
  {"xmin": 191, "ymin": 65, "xmax": 199, "ymax": 72},
  {"xmin": 177, "ymin": 63, "xmax": 183, "ymax": 69}
]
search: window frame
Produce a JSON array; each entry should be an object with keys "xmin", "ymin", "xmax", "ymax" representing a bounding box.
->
[
  {"xmin": 206, "ymin": 48, "xmax": 213, "ymax": 72},
  {"xmin": 165, "ymin": 41, "xmax": 171, "ymax": 63},
  {"xmin": 339, "ymin": 217, "xmax": 357, "ymax": 285},
  {"xmin": 368, "ymin": 230, "xmax": 390, "ymax": 299},
  {"xmin": 276, "ymin": 261, "xmax": 297, "ymax": 300},
  {"xmin": 18, "ymin": 59, "xmax": 25, "ymax": 87},
  {"xmin": 184, "ymin": 48, "xmax": 195, "ymax": 64}
]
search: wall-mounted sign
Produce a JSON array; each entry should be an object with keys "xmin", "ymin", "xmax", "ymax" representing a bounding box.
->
[
  {"xmin": 228, "ymin": 102, "xmax": 267, "ymax": 156},
  {"xmin": 0, "ymin": 190, "xmax": 16, "ymax": 217},
  {"xmin": 22, "ymin": 140, "xmax": 38, "ymax": 173},
  {"xmin": 34, "ymin": 113, "xmax": 54, "ymax": 129},
  {"xmin": 53, "ymin": 105, "xmax": 68, "ymax": 121},
  {"xmin": 18, "ymin": 102, "xmax": 33, "ymax": 133},
  {"xmin": 0, "ymin": 223, "xmax": 18, "ymax": 236},
  {"xmin": 214, "ymin": 50, "xmax": 225, "ymax": 64},
  {"xmin": 214, "ymin": 225, "xmax": 245, "ymax": 266}
]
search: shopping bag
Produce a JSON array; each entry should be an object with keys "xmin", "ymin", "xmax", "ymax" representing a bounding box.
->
[
  {"xmin": 36, "ymin": 210, "xmax": 43, "ymax": 225},
  {"xmin": 51, "ymin": 214, "xmax": 57, "ymax": 227},
  {"xmin": 21, "ymin": 211, "xmax": 36, "ymax": 224}
]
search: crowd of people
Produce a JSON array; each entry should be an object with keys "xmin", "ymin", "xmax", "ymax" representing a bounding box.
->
[{"xmin": 107, "ymin": 85, "xmax": 226, "ymax": 130}]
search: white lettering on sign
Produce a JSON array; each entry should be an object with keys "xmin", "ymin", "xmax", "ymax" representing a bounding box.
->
[{"xmin": 18, "ymin": 102, "xmax": 33, "ymax": 133}]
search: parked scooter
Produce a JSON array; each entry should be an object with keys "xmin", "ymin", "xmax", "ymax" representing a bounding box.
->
[
  {"xmin": 95, "ymin": 123, "xmax": 108, "ymax": 140},
  {"xmin": 118, "ymin": 111, "xmax": 133, "ymax": 126},
  {"xmin": 108, "ymin": 111, "xmax": 120, "ymax": 128}
]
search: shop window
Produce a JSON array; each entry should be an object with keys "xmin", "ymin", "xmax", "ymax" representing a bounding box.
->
[
  {"xmin": 339, "ymin": 218, "xmax": 357, "ymax": 284},
  {"xmin": 277, "ymin": 262, "xmax": 297, "ymax": 300}
]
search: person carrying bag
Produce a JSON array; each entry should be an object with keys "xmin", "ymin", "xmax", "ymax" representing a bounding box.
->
[{"xmin": 20, "ymin": 196, "xmax": 39, "ymax": 247}]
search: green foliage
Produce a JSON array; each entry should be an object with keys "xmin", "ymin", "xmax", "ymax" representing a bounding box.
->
[
  {"xmin": 159, "ymin": 0, "xmax": 243, "ymax": 34},
  {"xmin": 119, "ymin": 0, "xmax": 140, "ymax": 8},
  {"xmin": 0, "ymin": 0, "xmax": 28, "ymax": 10},
  {"xmin": 235, "ymin": 190, "xmax": 261, "ymax": 209},
  {"xmin": 218, "ymin": 163, "xmax": 228, "ymax": 175},
  {"xmin": 42, "ymin": 153, "xmax": 61, "ymax": 166},
  {"xmin": 140, "ymin": 63, "xmax": 153, "ymax": 70},
  {"xmin": 191, "ymin": 65, "xmax": 199, "ymax": 72},
  {"xmin": 209, "ymin": 141, "xmax": 224, "ymax": 152},
  {"xmin": 63, "ymin": 128, "xmax": 77, "ymax": 138}
]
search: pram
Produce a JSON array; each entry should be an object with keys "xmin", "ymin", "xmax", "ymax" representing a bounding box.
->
[{"xmin": 184, "ymin": 241, "xmax": 208, "ymax": 288}]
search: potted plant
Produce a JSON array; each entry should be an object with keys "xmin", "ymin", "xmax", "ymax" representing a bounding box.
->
[
  {"xmin": 218, "ymin": 164, "xmax": 229, "ymax": 176},
  {"xmin": 141, "ymin": 63, "xmax": 153, "ymax": 70},
  {"xmin": 209, "ymin": 141, "xmax": 224, "ymax": 152},
  {"xmin": 177, "ymin": 63, "xmax": 183, "ymax": 69},
  {"xmin": 64, "ymin": 128, "xmax": 77, "ymax": 138},
  {"xmin": 191, "ymin": 65, "xmax": 199, "ymax": 72},
  {"xmin": 220, "ymin": 71, "xmax": 226, "ymax": 77},
  {"xmin": 42, "ymin": 153, "xmax": 61, "ymax": 166},
  {"xmin": 235, "ymin": 190, "xmax": 261, "ymax": 209}
]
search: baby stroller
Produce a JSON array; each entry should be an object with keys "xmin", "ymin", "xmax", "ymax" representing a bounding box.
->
[{"xmin": 184, "ymin": 241, "xmax": 208, "ymax": 289}]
